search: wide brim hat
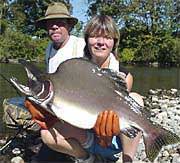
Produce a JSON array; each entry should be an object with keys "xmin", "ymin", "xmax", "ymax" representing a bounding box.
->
[{"xmin": 36, "ymin": 2, "xmax": 78, "ymax": 29}]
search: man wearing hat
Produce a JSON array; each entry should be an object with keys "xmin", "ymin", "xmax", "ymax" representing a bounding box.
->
[
  {"xmin": 26, "ymin": 2, "xmax": 121, "ymax": 163},
  {"xmin": 36, "ymin": 2, "xmax": 85, "ymax": 74}
]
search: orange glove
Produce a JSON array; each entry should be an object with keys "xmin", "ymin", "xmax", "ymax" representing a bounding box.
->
[
  {"xmin": 25, "ymin": 100, "xmax": 59, "ymax": 130},
  {"xmin": 93, "ymin": 110, "xmax": 120, "ymax": 147}
]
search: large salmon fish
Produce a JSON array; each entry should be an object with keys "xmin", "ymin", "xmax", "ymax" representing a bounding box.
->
[{"xmin": 10, "ymin": 58, "xmax": 180, "ymax": 162}]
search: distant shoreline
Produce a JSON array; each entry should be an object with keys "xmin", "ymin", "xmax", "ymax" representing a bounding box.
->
[{"xmin": 1, "ymin": 59, "xmax": 179, "ymax": 68}]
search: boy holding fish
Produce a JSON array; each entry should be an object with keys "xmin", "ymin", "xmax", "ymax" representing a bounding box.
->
[{"xmin": 25, "ymin": 2, "xmax": 143, "ymax": 163}]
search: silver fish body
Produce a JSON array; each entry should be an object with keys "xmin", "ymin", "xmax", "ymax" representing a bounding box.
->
[
  {"xmin": 10, "ymin": 58, "xmax": 180, "ymax": 162},
  {"xmin": 50, "ymin": 58, "xmax": 133, "ymax": 130}
]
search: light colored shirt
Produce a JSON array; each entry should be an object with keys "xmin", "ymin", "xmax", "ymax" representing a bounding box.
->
[
  {"xmin": 47, "ymin": 35, "xmax": 85, "ymax": 73},
  {"xmin": 46, "ymin": 35, "xmax": 119, "ymax": 74},
  {"xmin": 109, "ymin": 53, "xmax": 119, "ymax": 72}
]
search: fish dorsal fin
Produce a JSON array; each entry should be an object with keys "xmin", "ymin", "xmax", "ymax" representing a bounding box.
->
[{"xmin": 100, "ymin": 68, "xmax": 128, "ymax": 95}]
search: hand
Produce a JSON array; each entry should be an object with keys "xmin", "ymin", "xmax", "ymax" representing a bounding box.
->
[
  {"xmin": 25, "ymin": 100, "xmax": 58, "ymax": 129},
  {"xmin": 93, "ymin": 110, "xmax": 120, "ymax": 147}
]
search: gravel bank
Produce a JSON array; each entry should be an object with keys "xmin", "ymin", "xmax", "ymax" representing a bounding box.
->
[{"xmin": 133, "ymin": 88, "xmax": 180, "ymax": 163}]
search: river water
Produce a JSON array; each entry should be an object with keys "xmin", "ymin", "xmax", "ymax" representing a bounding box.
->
[{"xmin": 0, "ymin": 62, "xmax": 180, "ymax": 132}]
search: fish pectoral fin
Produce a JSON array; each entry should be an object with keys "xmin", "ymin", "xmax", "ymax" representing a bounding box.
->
[{"xmin": 121, "ymin": 126, "xmax": 141, "ymax": 138}]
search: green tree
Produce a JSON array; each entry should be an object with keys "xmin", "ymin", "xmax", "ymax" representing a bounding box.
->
[
  {"xmin": 0, "ymin": 0, "xmax": 9, "ymax": 34},
  {"xmin": 88, "ymin": 0, "xmax": 179, "ymax": 65},
  {"xmin": 158, "ymin": 35, "xmax": 180, "ymax": 65},
  {"xmin": 0, "ymin": 28, "xmax": 48, "ymax": 62},
  {"xmin": 6, "ymin": 0, "xmax": 71, "ymax": 35}
]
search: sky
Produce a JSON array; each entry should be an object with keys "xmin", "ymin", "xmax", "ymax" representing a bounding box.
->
[
  {"xmin": 70, "ymin": 0, "xmax": 89, "ymax": 23},
  {"xmin": 9, "ymin": 0, "xmax": 89, "ymax": 23}
]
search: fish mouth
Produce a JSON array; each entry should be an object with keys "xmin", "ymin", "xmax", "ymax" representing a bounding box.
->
[
  {"xmin": 10, "ymin": 66, "xmax": 54, "ymax": 107},
  {"xmin": 10, "ymin": 76, "xmax": 33, "ymax": 96}
]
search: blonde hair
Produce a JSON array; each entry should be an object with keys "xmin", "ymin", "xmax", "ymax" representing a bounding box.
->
[{"xmin": 84, "ymin": 15, "xmax": 120, "ymax": 59}]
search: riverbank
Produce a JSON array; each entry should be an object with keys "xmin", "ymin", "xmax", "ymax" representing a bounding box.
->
[
  {"xmin": 0, "ymin": 88, "xmax": 180, "ymax": 163},
  {"xmin": 1, "ymin": 58, "xmax": 180, "ymax": 68},
  {"xmin": 0, "ymin": 59, "xmax": 37, "ymax": 64},
  {"xmin": 133, "ymin": 88, "xmax": 180, "ymax": 163}
]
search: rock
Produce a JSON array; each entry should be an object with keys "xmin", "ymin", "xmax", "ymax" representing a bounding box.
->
[
  {"xmin": 160, "ymin": 103, "xmax": 168, "ymax": 111},
  {"xmin": 11, "ymin": 156, "xmax": 24, "ymax": 163},
  {"xmin": 149, "ymin": 89, "xmax": 158, "ymax": 95},
  {"xmin": 156, "ymin": 111, "xmax": 168, "ymax": 122},
  {"xmin": 172, "ymin": 154, "xmax": 180, "ymax": 163},
  {"xmin": 12, "ymin": 148, "xmax": 21, "ymax": 155},
  {"xmin": 151, "ymin": 96, "xmax": 159, "ymax": 102},
  {"xmin": 162, "ymin": 150, "xmax": 170, "ymax": 157},
  {"xmin": 171, "ymin": 89, "xmax": 178, "ymax": 94},
  {"xmin": 151, "ymin": 108, "xmax": 160, "ymax": 114}
]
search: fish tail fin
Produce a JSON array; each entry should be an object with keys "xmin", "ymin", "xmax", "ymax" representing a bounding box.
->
[{"xmin": 144, "ymin": 127, "xmax": 180, "ymax": 162}]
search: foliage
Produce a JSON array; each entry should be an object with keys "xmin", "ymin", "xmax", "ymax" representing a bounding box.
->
[
  {"xmin": 0, "ymin": 0, "xmax": 9, "ymax": 34},
  {"xmin": 134, "ymin": 34, "xmax": 160, "ymax": 63},
  {"xmin": 33, "ymin": 37, "xmax": 49, "ymax": 62},
  {"xmin": 3, "ymin": 0, "xmax": 72, "ymax": 35},
  {"xmin": 173, "ymin": 38, "xmax": 180, "ymax": 65},
  {"xmin": 158, "ymin": 36, "xmax": 180, "ymax": 65},
  {"xmin": 0, "ymin": 19, "xmax": 8, "ymax": 34},
  {"xmin": 0, "ymin": 29, "xmax": 48, "ymax": 62},
  {"xmin": 88, "ymin": 0, "xmax": 180, "ymax": 66},
  {"xmin": 119, "ymin": 48, "xmax": 135, "ymax": 63},
  {"xmin": 0, "ymin": 0, "xmax": 179, "ymax": 66},
  {"xmin": 71, "ymin": 21, "xmax": 84, "ymax": 37}
]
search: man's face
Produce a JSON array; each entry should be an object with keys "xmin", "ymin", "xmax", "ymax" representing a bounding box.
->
[{"xmin": 46, "ymin": 19, "xmax": 71, "ymax": 47}]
